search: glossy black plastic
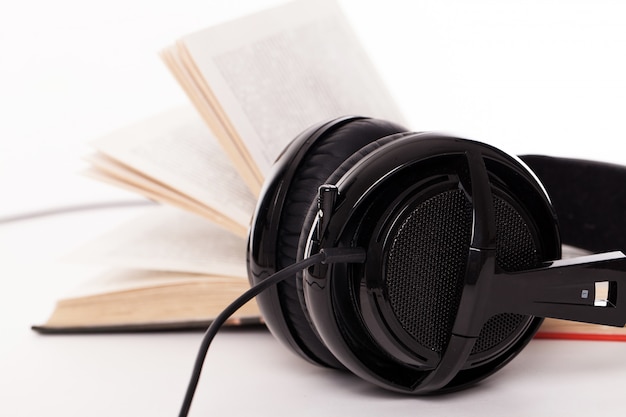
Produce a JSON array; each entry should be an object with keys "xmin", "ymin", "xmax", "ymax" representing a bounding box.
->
[
  {"xmin": 247, "ymin": 116, "xmax": 368, "ymax": 367},
  {"xmin": 489, "ymin": 251, "xmax": 626, "ymax": 325},
  {"xmin": 249, "ymin": 119, "xmax": 626, "ymax": 396},
  {"xmin": 302, "ymin": 133, "xmax": 562, "ymax": 393}
]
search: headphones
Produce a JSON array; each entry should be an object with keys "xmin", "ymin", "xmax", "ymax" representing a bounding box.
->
[{"xmin": 247, "ymin": 116, "xmax": 626, "ymax": 394}]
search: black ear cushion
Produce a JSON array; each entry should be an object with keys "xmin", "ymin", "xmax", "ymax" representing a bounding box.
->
[
  {"xmin": 275, "ymin": 118, "xmax": 408, "ymax": 368},
  {"xmin": 294, "ymin": 129, "xmax": 415, "ymax": 323},
  {"xmin": 295, "ymin": 130, "xmax": 416, "ymax": 291}
]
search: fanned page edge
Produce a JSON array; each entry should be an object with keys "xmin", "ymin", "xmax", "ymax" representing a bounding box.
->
[
  {"xmin": 82, "ymin": 160, "xmax": 247, "ymax": 237},
  {"xmin": 161, "ymin": 45, "xmax": 263, "ymax": 196},
  {"xmin": 34, "ymin": 270, "xmax": 261, "ymax": 332},
  {"xmin": 171, "ymin": 0, "xmax": 332, "ymax": 189},
  {"xmin": 176, "ymin": 0, "xmax": 406, "ymax": 181}
]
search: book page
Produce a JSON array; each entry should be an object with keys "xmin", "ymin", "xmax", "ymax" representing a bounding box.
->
[
  {"xmin": 67, "ymin": 205, "xmax": 247, "ymax": 277},
  {"xmin": 39, "ymin": 269, "xmax": 260, "ymax": 330},
  {"xmin": 84, "ymin": 154, "xmax": 247, "ymax": 236},
  {"xmin": 59, "ymin": 269, "xmax": 240, "ymax": 298},
  {"xmin": 90, "ymin": 107, "xmax": 256, "ymax": 230},
  {"xmin": 160, "ymin": 48, "xmax": 262, "ymax": 194},
  {"xmin": 176, "ymin": 0, "xmax": 405, "ymax": 187}
]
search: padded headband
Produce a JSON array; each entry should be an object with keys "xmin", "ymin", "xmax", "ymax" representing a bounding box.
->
[{"xmin": 520, "ymin": 155, "xmax": 626, "ymax": 253}]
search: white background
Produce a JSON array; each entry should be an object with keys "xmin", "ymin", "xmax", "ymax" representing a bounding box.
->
[
  {"xmin": 2, "ymin": 0, "xmax": 626, "ymax": 217},
  {"xmin": 1, "ymin": 1, "xmax": 626, "ymax": 416}
]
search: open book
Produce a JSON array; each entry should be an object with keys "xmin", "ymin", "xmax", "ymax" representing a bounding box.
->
[
  {"xmin": 36, "ymin": 0, "xmax": 626, "ymax": 341},
  {"xmin": 35, "ymin": 0, "xmax": 403, "ymax": 332},
  {"xmin": 34, "ymin": 206, "xmax": 260, "ymax": 332}
]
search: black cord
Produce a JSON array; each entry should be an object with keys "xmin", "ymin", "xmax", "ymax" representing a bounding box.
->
[{"xmin": 177, "ymin": 247, "xmax": 367, "ymax": 417}]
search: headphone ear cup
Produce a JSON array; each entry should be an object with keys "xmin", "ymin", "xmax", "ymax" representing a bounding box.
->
[
  {"xmin": 299, "ymin": 133, "xmax": 561, "ymax": 393},
  {"xmin": 250, "ymin": 117, "xmax": 408, "ymax": 368}
]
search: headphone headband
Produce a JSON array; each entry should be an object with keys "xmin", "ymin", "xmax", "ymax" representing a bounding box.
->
[{"xmin": 521, "ymin": 155, "xmax": 626, "ymax": 253}]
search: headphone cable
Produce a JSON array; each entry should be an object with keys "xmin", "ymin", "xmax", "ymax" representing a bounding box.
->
[{"xmin": 178, "ymin": 247, "xmax": 366, "ymax": 417}]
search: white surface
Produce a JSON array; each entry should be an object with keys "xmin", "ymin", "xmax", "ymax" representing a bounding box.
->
[
  {"xmin": 2, "ymin": 206, "xmax": 626, "ymax": 417},
  {"xmin": 2, "ymin": 1, "xmax": 626, "ymax": 416}
]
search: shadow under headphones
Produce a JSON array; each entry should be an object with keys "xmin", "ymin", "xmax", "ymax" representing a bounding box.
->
[{"xmin": 247, "ymin": 115, "xmax": 626, "ymax": 394}]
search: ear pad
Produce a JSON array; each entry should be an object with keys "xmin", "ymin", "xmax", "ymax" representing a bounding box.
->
[
  {"xmin": 291, "ymin": 130, "xmax": 416, "ymax": 359},
  {"xmin": 257, "ymin": 117, "xmax": 408, "ymax": 367},
  {"xmin": 294, "ymin": 130, "xmax": 415, "ymax": 314}
]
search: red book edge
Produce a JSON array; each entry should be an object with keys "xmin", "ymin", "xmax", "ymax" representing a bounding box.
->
[{"xmin": 534, "ymin": 332, "xmax": 626, "ymax": 342}]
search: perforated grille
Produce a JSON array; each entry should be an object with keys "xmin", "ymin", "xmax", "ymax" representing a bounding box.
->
[
  {"xmin": 385, "ymin": 189, "xmax": 538, "ymax": 355},
  {"xmin": 471, "ymin": 197, "xmax": 539, "ymax": 354}
]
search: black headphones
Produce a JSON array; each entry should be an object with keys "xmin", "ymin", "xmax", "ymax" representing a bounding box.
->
[{"xmin": 247, "ymin": 116, "xmax": 626, "ymax": 394}]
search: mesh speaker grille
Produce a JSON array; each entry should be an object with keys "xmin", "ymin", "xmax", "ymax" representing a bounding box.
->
[{"xmin": 385, "ymin": 189, "xmax": 538, "ymax": 355}]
